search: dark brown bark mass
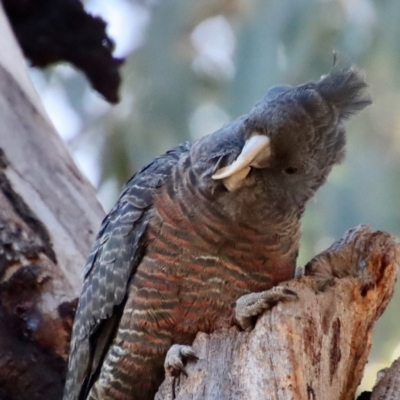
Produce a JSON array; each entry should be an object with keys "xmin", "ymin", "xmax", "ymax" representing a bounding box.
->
[
  {"xmin": 0, "ymin": 20, "xmax": 104, "ymax": 396},
  {"xmin": 0, "ymin": 154, "xmax": 75, "ymax": 399},
  {"xmin": 3, "ymin": 0, "xmax": 124, "ymax": 103}
]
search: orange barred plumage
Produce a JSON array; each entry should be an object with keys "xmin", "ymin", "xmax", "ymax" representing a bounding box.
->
[{"xmin": 64, "ymin": 66, "xmax": 371, "ymax": 400}]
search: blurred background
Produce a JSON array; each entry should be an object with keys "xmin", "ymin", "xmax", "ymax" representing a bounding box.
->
[{"xmin": 28, "ymin": 0, "xmax": 400, "ymax": 394}]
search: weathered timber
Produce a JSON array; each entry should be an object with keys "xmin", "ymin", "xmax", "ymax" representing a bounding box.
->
[
  {"xmin": 0, "ymin": 4, "xmax": 104, "ymax": 399},
  {"xmin": 156, "ymin": 226, "xmax": 399, "ymax": 400}
]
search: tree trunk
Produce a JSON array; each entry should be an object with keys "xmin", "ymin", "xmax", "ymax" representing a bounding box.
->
[
  {"xmin": 0, "ymin": 4, "xmax": 399, "ymax": 400},
  {"xmin": 156, "ymin": 226, "xmax": 399, "ymax": 400},
  {"xmin": 0, "ymin": 4, "xmax": 104, "ymax": 399}
]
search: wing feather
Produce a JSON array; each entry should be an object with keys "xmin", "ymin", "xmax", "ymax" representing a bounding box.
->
[{"xmin": 63, "ymin": 142, "xmax": 190, "ymax": 400}]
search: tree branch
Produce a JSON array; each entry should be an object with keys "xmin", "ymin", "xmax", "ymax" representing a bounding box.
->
[
  {"xmin": 156, "ymin": 226, "xmax": 399, "ymax": 400},
  {"xmin": 0, "ymin": 4, "xmax": 104, "ymax": 399}
]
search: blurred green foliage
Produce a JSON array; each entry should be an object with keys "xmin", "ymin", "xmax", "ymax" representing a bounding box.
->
[{"xmin": 33, "ymin": 0, "xmax": 400, "ymax": 393}]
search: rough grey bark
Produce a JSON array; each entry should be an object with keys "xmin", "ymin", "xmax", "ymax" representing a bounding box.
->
[
  {"xmin": 156, "ymin": 226, "xmax": 399, "ymax": 400},
  {"xmin": 0, "ymin": 4, "xmax": 104, "ymax": 399}
]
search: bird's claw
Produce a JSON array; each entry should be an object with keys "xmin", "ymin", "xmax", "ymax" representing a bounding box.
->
[
  {"xmin": 235, "ymin": 286, "xmax": 298, "ymax": 331},
  {"xmin": 164, "ymin": 344, "xmax": 198, "ymax": 377}
]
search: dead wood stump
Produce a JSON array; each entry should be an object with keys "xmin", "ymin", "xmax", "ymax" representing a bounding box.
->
[{"xmin": 156, "ymin": 225, "xmax": 399, "ymax": 400}]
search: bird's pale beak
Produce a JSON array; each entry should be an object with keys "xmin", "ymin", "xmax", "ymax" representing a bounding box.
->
[{"xmin": 212, "ymin": 134, "xmax": 271, "ymax": 191}]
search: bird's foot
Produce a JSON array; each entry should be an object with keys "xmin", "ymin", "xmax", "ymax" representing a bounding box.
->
[
  {"xmin": 164, "ymin": 344, "xmax": 198, "ymax": 377},
  {"xmin": 235, "ymin": 286, "xmax": 298, "ymax": 331}
]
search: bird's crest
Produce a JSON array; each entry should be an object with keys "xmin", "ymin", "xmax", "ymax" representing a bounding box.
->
[{"xmin": 212, "ymin": 66, "xmax": 371, "ymax": 191}]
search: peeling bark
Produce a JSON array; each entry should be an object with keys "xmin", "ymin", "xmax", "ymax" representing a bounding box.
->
[
  {"xmin": 156, "ymin": 226, "xmax": 399, "ymax": 400},
  {"xmin": 0, "ymin": 4, "xmax": 104, "ymax": 399}
]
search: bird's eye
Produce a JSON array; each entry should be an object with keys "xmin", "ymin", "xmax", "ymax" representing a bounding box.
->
[{"xmin": 284, "ymin": 167, "xmax": 298, "ymax": 175}]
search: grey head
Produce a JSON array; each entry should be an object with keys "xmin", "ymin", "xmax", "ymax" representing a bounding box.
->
[{"xmin": 189, "ymin": 66, "xmax": 371, "ymax": 223}]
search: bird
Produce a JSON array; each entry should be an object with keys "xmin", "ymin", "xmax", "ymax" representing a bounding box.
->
[{"xmin": 63, "ymin": 65, "xmax": 371, "ymax": 400}]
